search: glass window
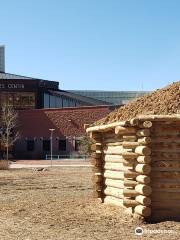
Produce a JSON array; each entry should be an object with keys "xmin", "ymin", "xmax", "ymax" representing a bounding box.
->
[
  {"xmin": 59, "ymin": 139, "xmax": 66, "ymax": 151},
  {"xmin": 75, "ymin": 139, "xmax": 81, "ymax": 152},
  {"xmin": 43, "ymin": 140, "xmax": 50, "ymax": 151},
  {"xmin": 27, "ymin": 140, "xmax": 35, "ymax": 151}
]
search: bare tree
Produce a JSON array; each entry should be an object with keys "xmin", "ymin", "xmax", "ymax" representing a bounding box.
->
[{"xmin": 0, "ymin": 104, "xmax": 19, "ymax": 164}]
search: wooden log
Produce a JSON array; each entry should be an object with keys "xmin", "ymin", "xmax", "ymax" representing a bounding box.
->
[
  {"xmin": 104, "ymin": 186, "xmax": 124, "ymax": 198},
  {"xmin": 136, "ymin": 175, "xmax": 151, "ymax": 184},
  {"xmin": 135, "ymin": 195, "xmax": 151, "ymax": 206},
  {"xmin": 104, "ymin": 154, "xmax": 124, "ymax": 163},
  {"xmin": 105, "ymin": 142, "xmax": 123, "ymax": 146},
  {"xmin": 91, "ymin": 152, "xmax": 102, "ymax": 159},
  {"xmin": 90, "ymin": 158, "xmax": 102, "ymax": 166},
  {"xmin": 123, "ymin": 198, "xmax": 138, "ymax": 207},
  {"xmin": 137, "ymin": 156, "xmax": 151, "ymax": 164},
  {"xmin": 135, "ymin": 184, "xmax": 152, "ymax": 196},
  {"xmin": 89, "ymin": 132, "xmax": 102, "ymax": 140},
  {"xmin": 123, "ymin": 135, "xmax": 137, "ymax": 142},
  {"xmin": 121, "ymin": 152, "xmax": 138, "ymax": 160},
  {"xmin": 152, "ymin": 167, "xmax": 180, "ymax": 172},
  {"xmin": 103, "ymin": 145, "xmax": 124, "ymax": 155},
  {"xmin": 137, "ymin": 114, "xmax": 180, "ymax": 121},
  {"xmin": 151, "ymin": 152, "xmax": 180, "ymax": 161},
  {"xmin": 138, "ymin": 137, "xmax": 151, "ymax": 144},
  {"xmin": 92, "ymin": 165, "xmax": 103, "ymax": 173},
  {"xmin": 93, "ymin": 190, "xmax": 104, "ymax": 198},
  {"xmin": 104, "ymin": 162, "xmax": 125, "ymax": 171},
  {"xmin": 122, "ymin": 159, "xmax": 136, "ymax": 167},
  {"xmin": 104, "ymin": 196, "xmax": 124, "ymax": 207},
  {"xmin": 124, "ymin": 170, "xmax": 139, "ymax": 178},
  {"xmin": 122, "ymin": 141, "xmax": 139, "ymax": 149},
  {"xmin": 134, "ymin": 205, "xmax": 151, "ymax": 217},
  {"xmin": 123, "ymin": 188, "xmax": 138, "ymax": 197},
  {"xmin": 92, "ymin": 173, "xmax": 103, "ymax": 183},
  {"xmin": 136, "ymin": 129, "xmax": 150, "ymax": 137},
  {"xmin": 124, "ymin": 179, "xmax": 137, "ymax": 187},
  {"xmin": 135, "ymin": 164, "xmax": 151, "ymax": 174},
  {"xmin": 94, "ymin": 183, "xmax": 104, "ymax": 191},
  {"xmin": 135, "ymin": 146, "xmax": 151, "ymax": 156},
  {"xmin": 151, "ymin": 201, "xmax": 180, "ymax": 208},
  {"xmin": 105, "ymin": 179, "xmax": 124, "ymax": 189},
  {"xmin": 115, "ymin": 126, "xmax": 136, "ymax": 135},
  {"xmin": 130, "ymin": 118, "xmax": 139, "ymax": 126},
  {"xmin": 86, "ymin": 121, "xmax": 129, "ymax": 133},
  {"xmin": 139, "ymin": 121, "xmax": 153, "ymax": 128},
  {"xmin": 104, "ymin": 170, "xmax": 124, "ymax": 180}
]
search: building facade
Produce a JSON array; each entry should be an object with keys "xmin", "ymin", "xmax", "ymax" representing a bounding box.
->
[{"xmin": 14, "ymin": 106, "xmax": 112, "ymax": 159}]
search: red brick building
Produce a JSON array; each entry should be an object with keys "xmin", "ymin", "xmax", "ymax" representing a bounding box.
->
[{"xmin": 14, "ymin": 106, "xmax": 112, "ymax": 159}]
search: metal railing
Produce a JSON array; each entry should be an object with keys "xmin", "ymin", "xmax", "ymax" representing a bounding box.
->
[{"xmin": 45, "ymin": 154, "xmax": 88, "ymax": 160}]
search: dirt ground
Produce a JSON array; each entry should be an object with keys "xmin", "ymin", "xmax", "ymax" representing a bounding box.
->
[{"xmin": 0, "ymin": 167, "xmax": 179, "ymax": 240}]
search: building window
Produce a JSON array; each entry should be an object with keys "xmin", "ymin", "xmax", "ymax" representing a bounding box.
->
[
  {"xmin": 43, "ymin": 140, "xmax": 50, "ymax": 151},
  {"xmin": 27, "ymin": 140, "xmax": 35, "ymax": 151},
  {"xmin": 75, "ymin": 139, "xmax": 81, "ymax": 152},
  {"xmin": 59, "ymin": 139, "xmax": 66, "ymax": 151}
]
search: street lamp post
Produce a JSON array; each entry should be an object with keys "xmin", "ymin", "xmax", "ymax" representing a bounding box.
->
[{"xmin": 49, "ymin": 128, "xmax": 55, "ymax": 167}]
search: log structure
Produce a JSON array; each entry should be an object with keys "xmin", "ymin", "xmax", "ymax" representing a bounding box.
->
[{"xmin": 87, "ymin": 114, "xmax": 180, "ymax": 221}]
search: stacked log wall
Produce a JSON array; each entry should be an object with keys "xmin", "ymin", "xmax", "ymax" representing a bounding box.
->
[{"xmin": 88, "ymin": 116, "xmax": 180, "ymax": 221}]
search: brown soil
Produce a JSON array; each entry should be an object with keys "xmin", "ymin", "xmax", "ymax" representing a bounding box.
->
[
  {"xmin": 0, "ymin": 167, "xmax": 179, "ymax": 240},
  {"xmin": 95, "ymin": 81, "xmax": 180, "ymax": 125}
]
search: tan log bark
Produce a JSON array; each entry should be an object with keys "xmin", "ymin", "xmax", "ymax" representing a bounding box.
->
[
  {"xmin": 136, "ymin": 129, "xmax": 150, "ymax": 137},
  {"xmin": 104, "ymin": 186, "xmax": 124, "ymax": 198},
  {"xmin": 135, "ymin": 164, "xmax": 151, "ymax": 174},
  {"xmin": 134, "ymin": 205, "xmax": 151, "ymax": 217},
  {"xmin": 137, "ymin": 114, "xmax": 180, "ymax": 121},
  {"xmin": 90, "ymin": 158, "xmax": 102, "ymax": 166},
  {"xmin": 104, "ymin": 162, "xmax": 133, "ymax": 171},
  {"xmin": 124, "ymin": 179, "xmax": 137, "ymax": 187},
  {"xmin": 103, "ymin": 145, "xmax": 124, "ymax": 155},
  {"xmin": 137, "ymin": 156, "xmax": 151, "ymax": 164},
  {"xmin": 93, "ymin": 190, "xmax": 104, "ymax": 198},
  {"xmin": 92, "ymin": 173, "xmax": 103, "ymax": 183},
  {"xmin": 86, "ymin": 121, "xmax": 129, "ymax": 133},
  {"xmin": 123, "ymin": 135, "xmax": 137, "ymax": 141},
  {"xmin": 92, "ymin": 165, "xmax": 103, "ymax": 173},
  {"xmin": 104, "ymin": 170, "xmax": 124, "ymax": 180},
  {"xmin": 135, "ymin": 195, "xmax": 151, "ymax": 206},
  {"xmin": 152, "ymin": 137, "xmax": 180, "ymax": 143},
  {"xmin": 104, "ymin": 154, "xmax": 124, "ymax": 163},
  {"xmin": 138, "ymin": 137, "xmax": 152, "ymax": 144},
  {"xmin": 105, "ymin": 142, "xmax": 123, "ymax": 146},
  {"xmin": 115, "ymin": 126, "xmax": 136, "ymax": 135},
  {"xmin": 123, "ymin": 198, "xmax": 138, "ymax": 207},
  {"xmin": 123, "ymin": 188, "xmax": 139, "ymax": 197},
  {"xmin": 130, "ymin": 118, "xmax": 139, "ymax": 126},
  {"xmin": 135, "ymin": 146, "xmax": 151, "ymax": 156},
  {"xmin": 105, "ymin": 179, "xmax": 124, "ymax": 189},
  {"xmin": 89, "ymin": 132, "xmax": 102, "ymax": 140},
  {"xmin": 121, "ymin": 152, "xmax": 138, "ymax": 160},
  {"xmin": 139, "ymin": 121, "xmax": 153, "ymax": 128},
  {"xmin": 122, "ymin": 141, "xmax": 139, "ymax": 149},
  {"xmin": 124, "ymin": 170, "xmax": 139, "ymax": 178},
  {"xmin": 104, "ymin": 196, "xmax": 124, "ymax": 207},
  {"xmin": 136, "ymin": 175, "xmax": 151, "ymax": 184},
  {"xmin": 91, "ymin": 152, "xmax": 102, "ymax": 159},
  {"xmin": 122, "ymin": 159, "xmax": 136, "ymax": 167},
  {"xmin": 135, "ymin": 184, "xmax": 152, "ymax": 196}
]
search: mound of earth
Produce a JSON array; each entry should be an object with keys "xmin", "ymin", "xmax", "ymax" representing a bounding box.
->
[{"xmin": 95, "ymin": 81, "xmax": 180, "ymax": 125}]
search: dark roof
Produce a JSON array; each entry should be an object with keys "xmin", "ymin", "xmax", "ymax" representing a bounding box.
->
[
  {"xmin": 0, "ymin": 72, "xmax": 50, "ymax": 81},
  {"xmin": 48, "ymin": 90, "xmax": 111, "ymax": 105},
  {"xmin": 68, "ymin": 90, "xmax": 149, "ymax": 105}
]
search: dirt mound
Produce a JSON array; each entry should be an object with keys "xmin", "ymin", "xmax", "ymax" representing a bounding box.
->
[{"xmin": 95, "ymin": 81, "xmax": 180, "ymax": 125}]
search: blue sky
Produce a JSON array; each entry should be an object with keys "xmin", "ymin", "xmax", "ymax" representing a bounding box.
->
[{"xmin": 0, "ymin": 0, "xmax": 180, "ymax": 91}]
